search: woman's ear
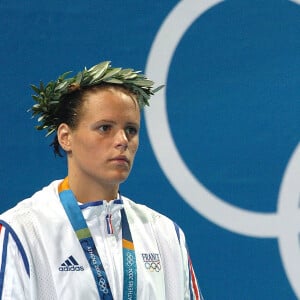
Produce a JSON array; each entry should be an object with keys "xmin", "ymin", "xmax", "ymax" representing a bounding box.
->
[{"xmin": 57, "ymin": 123, "xmax": 72, "ymax": 152}]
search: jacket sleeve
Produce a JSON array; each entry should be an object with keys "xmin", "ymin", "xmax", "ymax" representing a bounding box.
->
[
  {"xmin": 0, "ymin": 221, "xmax": 30, "ymax": 299},
  {"xmin": 174, "ymin": 223, "xmax": 204, "ymax": 300}
]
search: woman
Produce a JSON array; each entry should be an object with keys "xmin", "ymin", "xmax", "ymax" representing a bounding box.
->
[{"xmin": 0, "ymin": 61, "xmax": 203, "ymax": 299}]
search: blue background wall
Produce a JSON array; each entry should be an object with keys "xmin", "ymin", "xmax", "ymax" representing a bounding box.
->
[{"xmin": 1, "ymin": 0, "xmax": 300, "ymax": 298}]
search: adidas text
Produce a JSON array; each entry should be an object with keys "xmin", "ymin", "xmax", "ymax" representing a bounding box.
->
[
  {"xmin": 59, "ymin": 265, "xmax": 84, "ymax": 271},
  {"xmin": 59, "ymin": 255, "xmax": 84, "ymax": 271}
]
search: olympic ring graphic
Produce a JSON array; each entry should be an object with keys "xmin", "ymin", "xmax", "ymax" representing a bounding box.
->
[
  {"xmin": 98, "ymin": 277, "xmax": 109, "ymax": 294},
  {"xmin": 126, "ymin": 252, "xmax": 134, "ymax": 267},
  {"xmin": 145, "ymin": 261, "xmax": 161, "ymax": 272},
  {"xmin": 145, "ymin": 0, "xmax": 300, "ymax": 297}
]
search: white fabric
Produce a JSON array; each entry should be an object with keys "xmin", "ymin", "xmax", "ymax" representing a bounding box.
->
[{"xmin": 0, "ymin": 180, "xmax": 202, "ymax": 299}]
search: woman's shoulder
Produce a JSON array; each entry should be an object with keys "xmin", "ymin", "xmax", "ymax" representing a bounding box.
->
[
  {"xmin": 0, "ymin": 179, "xmax": 62, "ymax": 225},
  {"xmin": 123, "ymin": 196, "xmax": 186, "ymax": 246},
  {"xmin": 122, "ymin": 196, "xmax": 180, "ymax": 229}
]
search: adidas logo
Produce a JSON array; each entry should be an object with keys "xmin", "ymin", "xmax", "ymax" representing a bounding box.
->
[{"xmin": 58, "ymin": 255, "xmax": 84, "ymax": 272}]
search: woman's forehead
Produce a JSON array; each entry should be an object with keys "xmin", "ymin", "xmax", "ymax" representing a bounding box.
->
[{"xmin": 79, "ymin": 88, "xmax": 140, "ymax": 121}]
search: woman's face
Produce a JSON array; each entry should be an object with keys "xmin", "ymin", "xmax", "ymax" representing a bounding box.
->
[{"xmin": 61, "ymin": 87, "xmax": 140, "ymax": 188}]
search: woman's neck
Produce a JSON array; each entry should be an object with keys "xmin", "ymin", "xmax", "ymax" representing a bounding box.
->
[{"xmin": 67, "ymin": 175, "xmax": 119, "ymax": 204}]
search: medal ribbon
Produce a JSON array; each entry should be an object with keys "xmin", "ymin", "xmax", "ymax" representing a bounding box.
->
[
  {"xmin": 58, "ymin": 178, "xmax": 137, "ymax": 300},
  {"xmin": 121, "ymin": 208, "xmax": 137, "ymax": 300}
]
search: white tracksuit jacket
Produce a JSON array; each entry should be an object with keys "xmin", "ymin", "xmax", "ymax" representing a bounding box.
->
[{"xmin": 0, "ymin": 180, "xmax": 203, "ymax": 299}]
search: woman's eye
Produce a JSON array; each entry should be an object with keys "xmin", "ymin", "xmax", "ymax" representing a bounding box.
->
[
  {"xmin": 99, "ymin": 125, "xmax": 111, "ymax": 132},
  {"xmin": 126, "ymin": 126, "xmax": 138, "ymax": 135}
]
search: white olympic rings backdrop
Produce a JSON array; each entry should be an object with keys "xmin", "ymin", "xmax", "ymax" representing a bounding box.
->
[{"xmin": 145, "ymin": 0, "xmax": 300, "ymax": 297}]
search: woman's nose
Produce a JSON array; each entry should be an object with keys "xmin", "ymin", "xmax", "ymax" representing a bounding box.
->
[{"xmin": 115, "ymin": 130, "xmax": 128, "ymax": 150}]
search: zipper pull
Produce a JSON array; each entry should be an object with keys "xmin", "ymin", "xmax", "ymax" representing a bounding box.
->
[{"xmin": 105, "ymin": 213, "xmax": 114, "ymax": 234}]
